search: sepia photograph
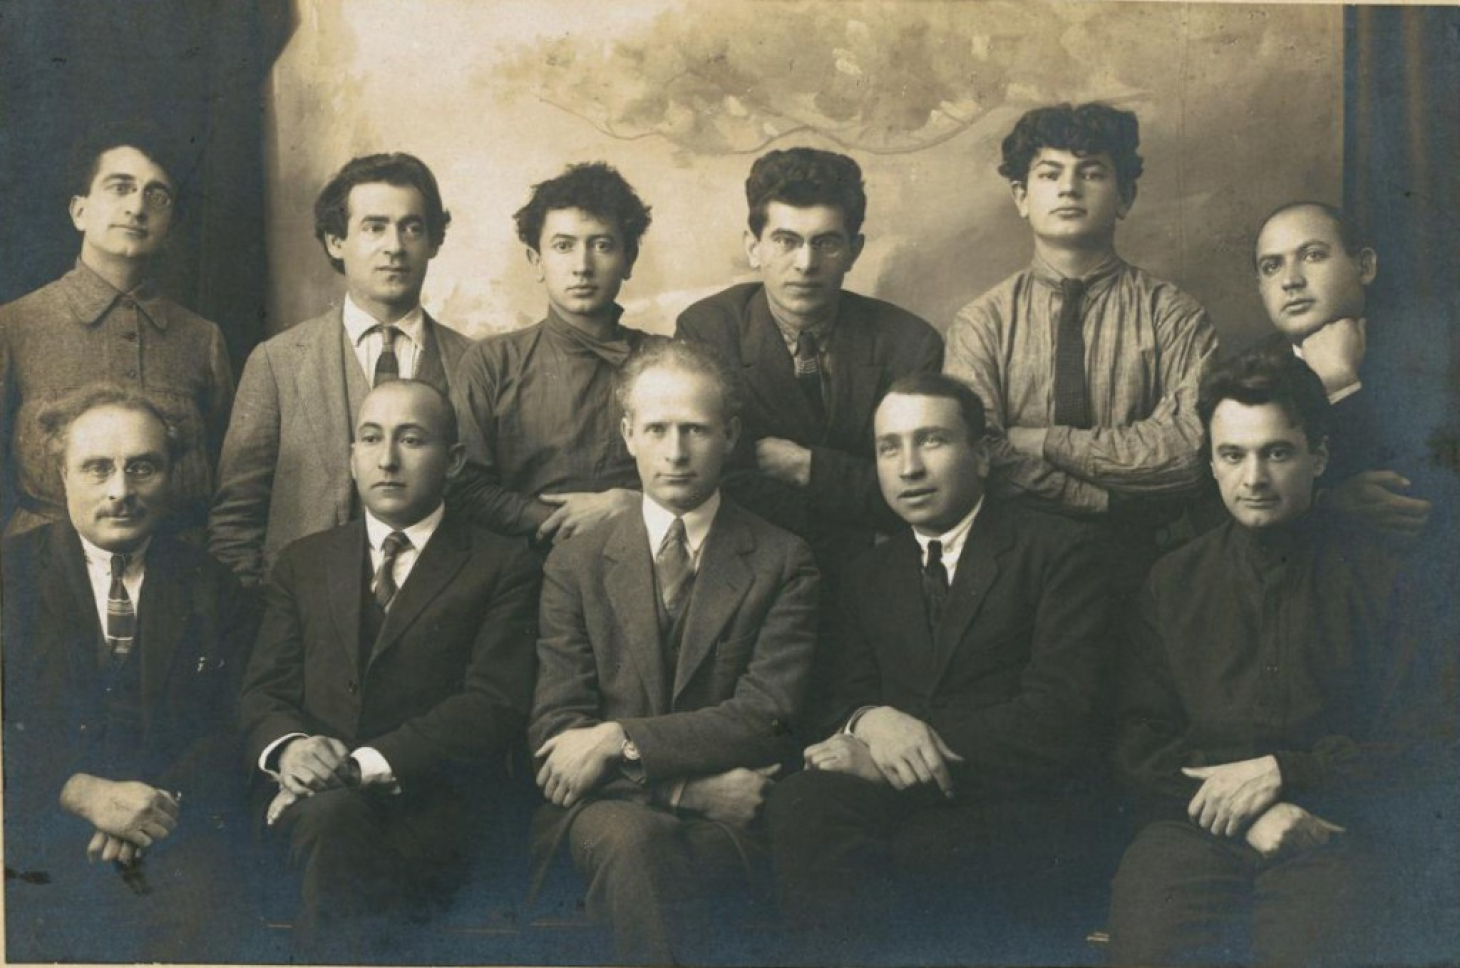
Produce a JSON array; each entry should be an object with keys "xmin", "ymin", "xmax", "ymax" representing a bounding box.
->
[{"xmin": 1, "ymin": 1, "xmax": 1456, "ymax": 965}]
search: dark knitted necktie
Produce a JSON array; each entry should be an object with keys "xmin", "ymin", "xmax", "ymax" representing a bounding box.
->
[
  {"xmin": 105, "ymin": 554, "xmax": 136, "ymax": 662},
  {"xmin": 923, "ymin": 540, "xmax": 950, "ymax": 629},
  {"xmin": 794, "ymin": 330, "xmax": 827, "ymax": 422},
  {"xmin": 374, "ymin": 325, "xmax": 401, "ymax": 386},
  {"xmin": 1053, "ymin": 278, "xmax": 1092, "ymax": 429},
  {"xmin": 372, "ymin": 531, "xmax": 410, "ymax": 612}
]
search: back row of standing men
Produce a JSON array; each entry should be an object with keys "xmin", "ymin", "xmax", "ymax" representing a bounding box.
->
[{"xmin": 1, "ymin": 102, "xmax": 1453, "ymax": 965}]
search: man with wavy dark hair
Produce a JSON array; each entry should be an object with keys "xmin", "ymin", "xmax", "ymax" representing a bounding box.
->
[
  {"xmin": 677, "ymin": 147, "xmax": 942, "ymax": 620},
  {"xmin": 210, "ymin": 152, "xmax": 470, "ymax": 585},
  {"xmin": 0, "ymin": 121, "xmax": 234, "ymax": 540},
  {"xmin": 945, "ymin": 102, "xmax": 1216, "ymax": 598},
  {"xmin": 450, "ymin": 162, "xmax": 654, "ymax": 541}
]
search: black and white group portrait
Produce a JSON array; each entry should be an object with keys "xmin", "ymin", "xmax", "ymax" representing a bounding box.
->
[{"xmin": 1, "ymin": 1, "xmax": 1456, "ymax": 965}]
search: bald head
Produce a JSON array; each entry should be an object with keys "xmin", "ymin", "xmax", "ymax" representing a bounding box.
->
[{"xmin": 350, "ymin": 380, "xmax": 464, "ymax": 528}]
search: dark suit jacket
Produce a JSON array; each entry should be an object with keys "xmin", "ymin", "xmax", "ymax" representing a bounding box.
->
[
  {"xmin": 239, "ymin": 514, "xmax": 540, "ymax": 795},
  {"xmin": 676, "ymin": 284, "xmax": 943, "ymax": 570},
  {"xmin": 209, "ymin": 307, "xmax": 470, "ymax": 585},
  {"xmin": 529, "ymin": 497, "xmax": 820, "ymax": 795},
  {"xmin": 1, "ymin": 523, "xmax": 255, "ymax": 855},
  {"xmin": 815, "ymin": 503, "xmax": 1112, "ymax": 802}
]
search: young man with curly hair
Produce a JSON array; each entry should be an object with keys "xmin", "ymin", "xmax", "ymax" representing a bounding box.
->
[
  {"xmin": 209, "ymin": 152, "xmax": 469, "ymax": 585},
  {"xmin": 450, "ymin": 162, "xmax": 653, "ymax": 541},
  {"xmin": 944, "ymin": 103, "xmax": 1216, "ymax": 591},
  {"xmin": 677, "ymin": 147, "xmax": 942, "ymax": 602}
]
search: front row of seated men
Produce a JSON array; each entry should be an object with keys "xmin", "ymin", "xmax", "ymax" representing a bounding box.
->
[{"xmin": 3, "ymin": 340, "xmax": 1453, "ymax": 964}]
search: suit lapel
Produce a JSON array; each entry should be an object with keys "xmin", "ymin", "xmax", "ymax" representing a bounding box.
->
[
  {"xmin": 136, "ymin": 540, "xmax": 189, "ymax": 728},
  {"xmin": 414, "ymin": 313, "xmax": 448, "ymax": 393},
  {"xmin": 672, "ymin": 503, "xmax": 753, "ymax": 702},
  {"xmin": 741, "ymin": 289, "xmax": 824, "ymax": 442},
  {"xmin": 325, "ymin": 521, "xmax": 368, "ymax": 674},
  {"xmin": 45, "ymin": 524, "xmax": 103, "ymax": 682},
  {"xmin": 367, "ymin": 520, "xmax": 471, "ymax": 669},
  {"xmin": 825, "ymin": 304, "xmax": 881, "ymax": 445},
  {"xmin": 931, "ymin": 508, "xmax": 1013, "ymax": 684},
  {"xmin": 296, "ymin": 308, "xmax": 355, "ymax": 514},
  {"xmin": 603, "ymin": 513, "xmax": 670, "ymax": 715}
]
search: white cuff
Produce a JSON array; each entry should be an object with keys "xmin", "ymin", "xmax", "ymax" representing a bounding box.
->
[
  {"xmin": 258, "ymin": 732, "xmax": 309, "ymax": 777},
  {"xmin": 351, "ymin": 747, "xmax": 400, "ymax": 793},
  {"xmin": 1327, "ymin": 380, "xmax": 1362, "ymax": 404}
]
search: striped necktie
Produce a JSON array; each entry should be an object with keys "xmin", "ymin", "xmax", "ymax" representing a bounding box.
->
[
  {"xmin": 794, "ymin": 330, "xmax": 826, "ymax": 421},
  {"xmin": 372, "ymin": 531, "xmax": 411, "ymax": 612},
  {"xmin": 374, "ymin": 325, "xmax": 401, "ymax": 386},
  {"xmin": 1052, "ymin": 278, "xmax": 1091, "ymax": 429},
  {"xmin": 656, "ymin": 518, "xmax": 692, "ymax": 622},
  {"xmin": 105, "ymin": 554, "xmax": 136, "ymax": 661}
]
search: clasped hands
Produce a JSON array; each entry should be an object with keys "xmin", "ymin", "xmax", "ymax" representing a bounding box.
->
[
  {"xmin": 805, "ymin": 706, "xmax": 964, "ymax": 798},
  {"xmin": 1183, "ymin": 755, "xmax": 1344, "ymax": 858},
  {"xmin": 266, "ymin": 734, "xmax": 362, "ymax": 825},
  {"xmin": 535, "ymin": 723, "xmax": 779, "ymax": 827},
  {"xmin": 60, "ymin": 773, "xmax": 180, "ymax": 866}
]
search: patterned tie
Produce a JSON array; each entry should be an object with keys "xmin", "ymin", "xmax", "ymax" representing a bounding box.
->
[
  {"xmin": 372, "ymin": 531, "xmax": 410, "ymax": 612},
  {"xmin": 655, "ymin": 518, "xmax": 692, "ymax": 622},
  {"xmin": 373, "ymin": 325, "xmax": 401, "ymax": 386},
  {"xmin": 923, "ymin": 540, "xmax": 950, "ymax": 630},
  {"xmin": 794, "ymin": 330, "xmax": 827, "ymax": 422},
  {"xmin": 105, "ymin": 554, "xmax": 136, "ymax": 661},
  {"xmin": 1052, "ymin": 277, "xmax": 1092, "ymax": 429}
]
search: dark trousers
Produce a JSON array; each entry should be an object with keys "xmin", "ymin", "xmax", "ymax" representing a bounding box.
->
[
  {"xmin": 538, "ymin": 798, "xmax": 765, "ymax": 965},
  {"xmin": 766, "ymin": 769, "xmax": 1111, "ymax": 966},
  {"xmin": 6, "ymin": 813, "xmax": 250, "ymax": 963},
  {"xmin": 1108, "ymin": 819, "xmax": 1369, "ymax": 967},
  {"xmin": 271, "ymin": 783, "xmax": 471, "ymax": 962}
]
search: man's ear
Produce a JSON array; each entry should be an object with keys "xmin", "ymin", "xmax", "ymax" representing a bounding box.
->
[
  {"xmin": 844, "ymin": 234, "xmax": 866, "ymax": 272},
  {"xmin": 725, "ymin": 415, "xmax": 742, "ymax": 452},
  {"xmin": 445, "ymin": 442, "xmax": 467, "ymax": 479},
  {"xmin": 1009, "ymin": 181, "xmax": 1030, "ymax": 219},
  {"xmin": 1117, "ymin": 181, "xmax": 1138, "ymax": 220},
  {"xmin": 525, "ymin": 246, "xmax": 544, "ymax": 282},
  {"xmin": 325, "ymin": 233, "xmax": 347, "ymax": 262},
  {"xmin": 620, "ymin": 414, "xmax": 637, "ymax": 456},
  {"xmin": 1357, "ymin": 248, "xmax": 1378, "ymax": 287},
  {"xmin": 743, "ymin": 228, "xmax": 763, "ymax": 270},
  {"xmin": 69, "ymin": 196, "xmax": 87, "ymax": 231},
  {"xmin": 1311, "ymin": 436, "xmax": 1330, "ymax": 480}
]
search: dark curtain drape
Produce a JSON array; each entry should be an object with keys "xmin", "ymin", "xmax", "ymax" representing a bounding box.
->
[
  {"xmin": 0, "ymin": 0, "xmax": 290, "ymax": 372},
  {"xmin": 1344, "ymin": 6, "xmax": 1460, "ymax": 499}
]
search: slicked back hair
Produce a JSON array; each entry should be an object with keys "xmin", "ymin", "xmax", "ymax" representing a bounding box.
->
[
  {"xmin": 879, "ymin": 373, "xmax": 989, "ymax": 445},
  {"xmin": 614, "ymin": 338, "xmax": 741, "ymax": 426},
  {"xmin": 314, "ymin": 153, "xmax": 451, "ymax": 274}
]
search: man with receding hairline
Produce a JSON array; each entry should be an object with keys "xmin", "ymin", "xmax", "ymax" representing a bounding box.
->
[
  {"xmin": 240, "ymin": 378, "xmax": 539, "ymax": 960},
  {"xmin": 3, "ymin": 384, "xmax": 253, "ymax": 963},
  {"xmin": 529, "ymin": 338, "xmax": 819, "ymax": 964}
]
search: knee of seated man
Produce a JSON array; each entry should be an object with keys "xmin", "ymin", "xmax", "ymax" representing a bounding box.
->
[
  {"xmin": 280, "ymin": 786, "xmax": 382, "ymax": 847},
  {"xmin": 571, "ymin": 801, "xmax": 685, "ymax": 871}
]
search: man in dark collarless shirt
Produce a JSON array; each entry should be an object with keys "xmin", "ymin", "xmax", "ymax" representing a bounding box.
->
[
  {"xmin": 1109, "ymin": 349, "xmax": 1451, "ymax": 966},
  {"xmin": 450, "ymin": 163, "xmax": 653, "ymax": 542},
  {"xmin": 945, "ymin": 103, "xmax": 1216, "ymax": 589},
  {"xmin": 0, "ymin": 123, "xmax": 234, "ymax": 539}
]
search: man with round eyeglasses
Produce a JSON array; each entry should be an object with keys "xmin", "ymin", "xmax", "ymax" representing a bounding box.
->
[{"xmin": 0, "ymin": 121, "xmax": 234, "ymax": 543}]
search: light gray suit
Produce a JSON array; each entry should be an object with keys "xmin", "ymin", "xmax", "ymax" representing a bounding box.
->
[{"xmin": 207, "ymin": 306, "xmax": 469, "ymax": 585}]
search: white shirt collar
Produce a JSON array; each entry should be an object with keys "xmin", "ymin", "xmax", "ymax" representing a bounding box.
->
[
  {"xmin": 79, "ymin": 533, "xmax": 150, "ymax": 573},
  {"xmin": 364, "ymin": 503, "xmax": 445, "ymax": 553},
  {"xmin": 342, "ymin": 294, "xmax": 425, "ymax": 349},
  {"xmin": 910, "ymin": 497, "xmax": 983, "ymax": 570},
  {"xmin": 642, "ymin": 490, "xmax": 722, "ymax": 561}
]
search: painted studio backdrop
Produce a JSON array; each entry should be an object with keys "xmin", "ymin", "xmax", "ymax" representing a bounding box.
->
[{"xmin": 261, "ymin": 0, "xmax": 1338, "ymax": 352}]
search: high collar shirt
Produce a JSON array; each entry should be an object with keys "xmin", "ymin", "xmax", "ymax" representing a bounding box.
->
[
  {"xmin": 1117, "ymin": 512, "xmax": 1431, "ymax": 828},
  {"xmin": 79, "ymin": 534, "xmax": 150, "ymax": 636},
  {"xmin": 0, "ymin": 260, "xmax": 235, "ymax": 532},
  {"xmin": 449, "ymin": 305, "xmax": 645, "ymax": 536},
  {"xmin": 945, "ymin": 254, "xmax": 1215, "ymax": 515},
  {"xmin": 342, "ymin": 295, "xmax": 424, "ymax": 382},
  {"xmin": 909, "ymin": 497, "xmax": 983, "ymax": 586},
  {"xmin": 641, "ymin": 490, "xmax": 721, "ymax": 573}
]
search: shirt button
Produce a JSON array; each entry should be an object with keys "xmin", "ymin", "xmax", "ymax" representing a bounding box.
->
[
  {"xmin": 346, "ymin": 681, "xmax": 358, "ymax": 694},
  {"xmin": 1264, "ymin": 663, "xmax": 1279, "ymax": 674}
]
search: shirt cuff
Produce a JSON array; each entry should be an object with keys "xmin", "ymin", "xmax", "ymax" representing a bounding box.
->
[
  {"xmin": 351, "ymin": 747, "xmax": 400, "ymax": 793},
  {"xmin": 1327, "ymin": 380, "xmax": 1362, "ymax": 404},
  {"xmin": 844, "ymin": 705, "xmax": 880, "ymax": 737},
  {"xmin": 259, "ymin": 733, "xmax": 308, "ymax": 777}
]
